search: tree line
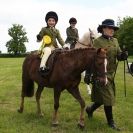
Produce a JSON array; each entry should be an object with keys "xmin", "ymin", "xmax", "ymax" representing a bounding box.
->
[{"xmin": 2, "ymin": 16, "xmax": 133, "ymax": 55}]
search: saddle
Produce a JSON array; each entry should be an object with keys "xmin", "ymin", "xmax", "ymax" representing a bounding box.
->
[
  {"xmin": 47, "ymin": 49, "xmax": 61, "ymax": 73},
  {"xmin": 36, "ymin": 48, "xmax": 68, "ymax": 78},
  {"xmin": 40, "ymin": 48, "xmax": 67, "ymax": 77}
]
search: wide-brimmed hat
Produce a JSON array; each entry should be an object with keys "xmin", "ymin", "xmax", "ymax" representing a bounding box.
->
[
  {"xmin": 97, "ymin": 19, "xmax": 119, "ymax": 33},
  {"xmin": 69, "ymin": 17, "xmax": 77, "ymax": 24},
  {"xmin": 45, "ymin": 11, "xmax": 58, "ymax": 23}
]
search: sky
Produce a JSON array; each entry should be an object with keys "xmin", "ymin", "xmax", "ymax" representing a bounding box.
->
[{"xmin": 0, "ymin": 0, "xmax": 133, "ymax": 53}]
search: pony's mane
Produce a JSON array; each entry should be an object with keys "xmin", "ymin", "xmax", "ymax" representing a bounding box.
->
[{"xmin": 61, "ymin": 47, "xmax": 96, "ymax": 56}]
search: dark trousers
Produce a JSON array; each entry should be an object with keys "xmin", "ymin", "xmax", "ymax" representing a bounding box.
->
[
  {"xmin": 104, "ymin": 106, "xmax": 114, "ymax": 124},
  {"xmin": 90, "ymin": 103, "xmax": 114, "ymax": 123}
]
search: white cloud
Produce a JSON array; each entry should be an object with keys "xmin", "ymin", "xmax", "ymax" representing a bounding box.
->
[{"xmin": 0, "ymin": 0, "xmax": 133, "ymax": 52}]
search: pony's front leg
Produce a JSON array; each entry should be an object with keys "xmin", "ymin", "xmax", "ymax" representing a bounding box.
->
[
  {"xmin": 79, "ymin": 105, "xmax": 85, "ymax": 128},
  {"xmin": 52, "ymin": 88, "xmax": 61, "ymax": 126},
  {"xmin": 67, "ymin": 87, "xmax": 85, "ymax": 129},
  {"xmin": 18, "ymin": 96, "xmax": 24, "ymax": 113},
  {"xmin": 36, "ymin": 86, "xmax": 44, "ymax": 117}
]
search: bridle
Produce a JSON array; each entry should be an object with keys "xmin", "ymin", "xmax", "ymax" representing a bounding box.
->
[
  {"xmin": 89, "ymin": 28, "xmax": 95, "ymax": 46},
  {"xmin": 77, "ymin": 40, "xmax": 90, "ymax": 47},
  {"xmin": 88, "ymin": 53, "xmax": 107, "ymax": 84},
  {"xmin": 77, "ymin": 29, "xmax": 95, "ymax": 47}
]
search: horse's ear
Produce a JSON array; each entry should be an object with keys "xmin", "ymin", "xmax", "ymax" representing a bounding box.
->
[
  {"xmin": 89, "ymin": 28, "xmax": 92, "ymax": 32},
  {"xmin": 97, "ymin": 48, "xmax": 107, "ymax": 54},
  {"xmin": 104, "ymin": 48, "xmax": 107, "ymax": 52},
  {"xmin": 97, "ymin": 48, "xmax": 102, "ymax": 54}
]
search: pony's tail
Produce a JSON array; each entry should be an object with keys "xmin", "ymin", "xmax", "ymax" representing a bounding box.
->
[
  {"xmin": 21, "ymin": 62, "xmax": 34, "ymax": 97},
  {"xmin": 22, "ymin": 77, "xmax": 34, "ymax": 97}
]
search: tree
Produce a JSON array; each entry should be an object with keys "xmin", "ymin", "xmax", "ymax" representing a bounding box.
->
[
  {"xmin": 6, "ymin": 24, "xmax": 28, "ymax": 55},
  {"xmin": 116, "ymin": 16, "xmax": 133, "ymax": 55}
]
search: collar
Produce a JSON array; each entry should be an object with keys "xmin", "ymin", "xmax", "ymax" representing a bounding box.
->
[
  {"xmin": 47, "ymin": 26, "xmax": 55, "ymax": 29},
  {"xmin": 70, "ymin": 26, "xmax": 75, "ymax": 29},
  {"xmin": 102, "ymin": 34, "xmax": 113, "ymax": 40}
]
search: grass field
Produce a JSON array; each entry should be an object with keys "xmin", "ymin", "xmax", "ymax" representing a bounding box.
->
[{"xmin": 0, "ymin": 57, "xmax": 133, "ymax": 133}]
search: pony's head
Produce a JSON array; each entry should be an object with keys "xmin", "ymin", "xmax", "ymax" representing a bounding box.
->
[
  {"xmin": 92, "ymin": 48, "xmax": 108, "ymax": 86},
  {"xmin": 75, "ymin": 29, "xmax": 98, "ymax": 49}
]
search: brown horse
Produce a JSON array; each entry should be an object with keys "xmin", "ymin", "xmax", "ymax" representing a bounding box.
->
[{"xmin": 18, "ymin": 48, "xmax": 107, "ymax": 128}]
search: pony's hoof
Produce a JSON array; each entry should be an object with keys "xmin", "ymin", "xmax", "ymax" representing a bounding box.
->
[
  {"xmin": 77, "ymin": 123, "xmax": 85, "ymax": 129},
  {"xmin": 17, "ymin": 108, "xmax": 23, "ymax": 113}
]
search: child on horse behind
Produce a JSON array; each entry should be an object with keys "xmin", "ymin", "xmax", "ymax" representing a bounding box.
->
[
  {"xmin": 65, "ymin": 17, "xmax": 79, "ymax": 49},
  {"xmin": 36, "ymin": 11, "xmax": 65, "ymax": 74}
]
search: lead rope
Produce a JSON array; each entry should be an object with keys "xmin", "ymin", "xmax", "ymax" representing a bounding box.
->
[
  {"xmin": 114, "ymin": 59, "xmax": 133, "ymax": 97},
  {"xmin": 124, "ymin": 60, "xmax": 126, "ymax": 97},
  {"xmin": 113, "ymin": 61, "xmax": 119, "ymax": 81},
  {"xmin": 89, "ymin": 28, "xmax": 94, "ymax": 47},
  {"xmin": 113, "ymin": 61, "xmax": 127, "ymax": 97},
  {"xmin": 126, "ymin": 59, "xmax": 133, "ymax": 77}
]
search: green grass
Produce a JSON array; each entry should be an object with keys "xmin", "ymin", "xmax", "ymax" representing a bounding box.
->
[{"xmin": 0, "ymin": 57, "xmax": 133, "ymax": 133}]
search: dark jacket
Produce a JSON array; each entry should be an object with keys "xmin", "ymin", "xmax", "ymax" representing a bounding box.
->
[
  {"xmin": 38, "ymin": 27, "xmax": 65, "ymax": 48},
  {"xmin": 65, "ymin": 26, "xmax": 79, "ymax": 45}
]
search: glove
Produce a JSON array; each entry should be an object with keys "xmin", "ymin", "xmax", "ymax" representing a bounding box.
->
[
  {"xmin": 63, "ymin": 43, "xmax": 70, "ymax": 49},
  {"xmin": 84, "ymin": 74, "xmax": 91, "ymax": 85},
  {"xmin": 117, "ymin": 51, "xmax": 128, "ymax": 61},
  {"xmin": 36, "ymin": 34, "xmax": 42, "ymax": 41}
]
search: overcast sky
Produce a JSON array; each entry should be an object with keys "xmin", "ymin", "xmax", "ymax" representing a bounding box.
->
[{"xmin": 0, "ymin": 0, "xmax": 133, "ymax": 53}]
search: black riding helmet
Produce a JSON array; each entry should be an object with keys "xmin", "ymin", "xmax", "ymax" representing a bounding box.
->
[
  {"xmin": 69, "ymin": 17, "xmax": 77, "ymax": 24},
  {"xmin": 45, "ymin": 11, "xmax": 58, "ymax": 24}
]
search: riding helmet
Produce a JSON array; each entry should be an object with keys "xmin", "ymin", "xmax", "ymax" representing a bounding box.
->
[
  {"xmin": 45, "ymin": 11, "xmax": 58, "ymax": 23},
  {"xmin": 69, "ymin": 17, "xmax": 77, "ymax": 24}
]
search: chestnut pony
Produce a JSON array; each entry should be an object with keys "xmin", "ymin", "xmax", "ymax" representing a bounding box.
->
[{"xmin": 18, "ymin": 47, "xmax": 107, "ymax": 128}]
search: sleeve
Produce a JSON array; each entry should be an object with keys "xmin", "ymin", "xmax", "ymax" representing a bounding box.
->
[
  {"xmin": 93, "ymin": 39, "xmax": 101, "ymax": 48},
  {"xmin": 115, "ymin": 38, "xmax": 121, "ymax": 54},
  {"xmin": 56, "ymin": 30, "xmax": 65, "ymax": 46},
  {"xmin": 66, "ymin": 28, "xmax": 77, "ymax": 40},
  {"xmin": 37, "ymin": 27, "xmax": 46, "ymax": 41},
  {"xmin": 115, "ymin": 38, "xmax": 128, "ymax": 61},
  {"xmin": 76, "ymin": 29, "xmax": 79, "ymax": 40}
]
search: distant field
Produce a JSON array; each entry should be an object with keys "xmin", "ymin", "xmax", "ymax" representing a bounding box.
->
[{"xmin": 0, "ymin": 57, "xmax": 133, "ymax": 133}]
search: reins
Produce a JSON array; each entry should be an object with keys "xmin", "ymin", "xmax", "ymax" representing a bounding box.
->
[
  {"xmin": 126, "ymin": 59, "xmax": 133, "ymax": 77},
  {"xmin": 77, "ymin": 40, "xmax": 90, "ymax": 47},
  {"xmin": 113, "ymin": 59, "xmax": 133, "ymax": 97},
  {"xmin": 94, "ymin": 54, "xmax": 107, "ymax": 77},
  {"xmin": 77, "ymin": 29, "xmax": 94, "ymax": 47},
  {"xmin": 87, "ymin": 53, "xmax": 107, "ymax": 85}
]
